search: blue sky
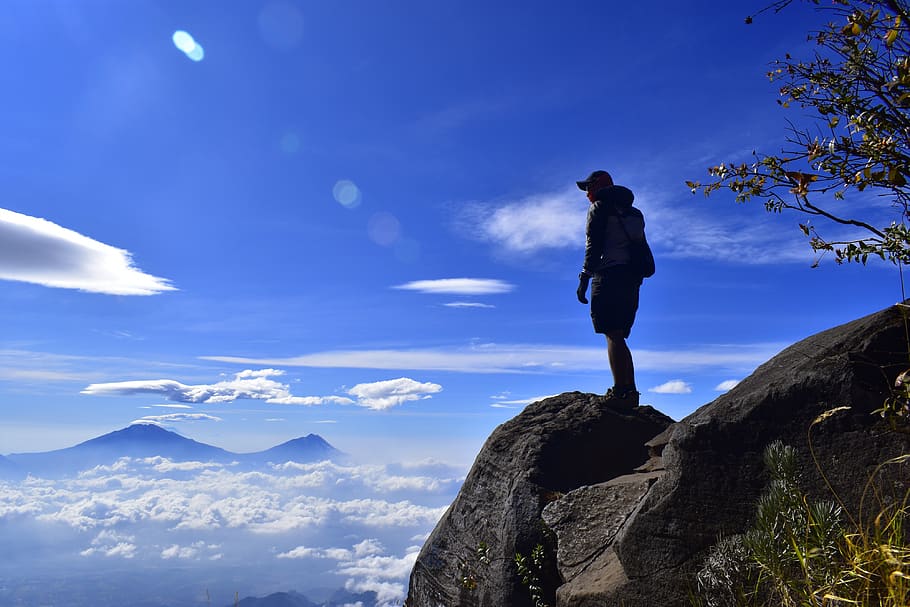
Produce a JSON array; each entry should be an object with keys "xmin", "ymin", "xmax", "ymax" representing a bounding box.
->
[{"xmin": 0, "ymin": 0, "xmax": 904, "ymax": 464}]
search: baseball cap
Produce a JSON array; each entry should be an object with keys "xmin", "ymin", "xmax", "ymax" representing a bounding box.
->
[{"xmin": 576, "ymin": 170, "xmax": 612, "ymax": 191}]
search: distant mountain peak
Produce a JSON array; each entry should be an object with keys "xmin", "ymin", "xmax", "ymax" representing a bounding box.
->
[{"xmin": 3, "ymin": 425, "xmax": 344, "ymax": 478}]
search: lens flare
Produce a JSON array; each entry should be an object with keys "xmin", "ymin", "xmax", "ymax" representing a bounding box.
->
[
  {"xmin": 186, "ymin": 44, "xmax": 205, "ymax": 62},
  {"xmin": 172, "ymin": 31, "xmax": 195, "ymax": 53},
  {"xmin": 367, "ymin": 212, "xmax": 401, "ymax": 246},
  {"xmin": 172, "ymin": 30, "xmax": 205, "ymax": 62},
  {"xmin": 333, "ymin": 180, "xmax": 361, "ymax": 209}
]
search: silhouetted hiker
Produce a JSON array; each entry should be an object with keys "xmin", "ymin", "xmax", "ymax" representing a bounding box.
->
[{"xmin": 575, "ymin": 170, "xmax": 649, "ymax": 408}]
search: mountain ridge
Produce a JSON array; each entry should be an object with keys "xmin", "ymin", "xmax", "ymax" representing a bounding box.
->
[{"xmin": 3, "ymin": 423, "xmax": 344, "ymax": 478}]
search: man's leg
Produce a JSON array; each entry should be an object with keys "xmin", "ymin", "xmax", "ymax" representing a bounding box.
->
[{"xmin": 605, "ymin": 330, "xmax": 635, "ymax": 393}]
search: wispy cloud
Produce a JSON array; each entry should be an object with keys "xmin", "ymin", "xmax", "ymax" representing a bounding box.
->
[
  {"xmin": 0, "ymin": 208, "xmax": 175, "ymax": 295},
  {"xmin": 649, "ymin": 380, "xmax": 693, "ymax": 394},
  {"xmin": 443, "ymin": 302, "xmax": 496, "ymax": 309},
  {"xmin": 0, "ymin": 348, "xmax": 198, "ymax": 385},
  {"xmin": 457, "ymin": 182, "xmax": 820, "ymax": 264},
  {"xmin": 132, "ymin": 413, "xmax": 222, "ymax": 425},
  {"xmin": 461, "ymin": 189, "xmax": 585, "ymax": 253},
  {"xmin": 490, "ymin": 394, "xmax": 556, "ymax": 408},
  {"xmin": 203, "ymin": 342, "xmax": 784, "ymax": 374},
  {"xmin": 645, "ymin": 188, "xmax": 815, "ymax": 265},
  {"xmin": 715, "ymin": 379, "xmax": 741, "ymax": 391},
  {"xmin": 393, "ymin": 278, "xmax": 513, "ymax": 295}
]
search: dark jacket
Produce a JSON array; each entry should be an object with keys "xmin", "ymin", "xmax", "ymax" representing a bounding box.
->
[{"xmin": 582, "ymin": 185, "xmax": 645, "ymax": 275}]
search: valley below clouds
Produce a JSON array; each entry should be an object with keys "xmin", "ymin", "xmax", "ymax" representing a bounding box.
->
[{"xmin": 0, "ymin": 454, "xmax": 463, "ymax": 607}]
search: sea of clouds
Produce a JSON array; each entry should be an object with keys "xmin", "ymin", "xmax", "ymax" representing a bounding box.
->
[{"xmin": 0, "ymin": 455, "xmax": 464, "ymax": 607}]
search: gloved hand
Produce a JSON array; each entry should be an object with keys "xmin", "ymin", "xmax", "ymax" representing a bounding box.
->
[{"xmin": 576, "ymin": 275, "xmax": 590, "ymax": 304}]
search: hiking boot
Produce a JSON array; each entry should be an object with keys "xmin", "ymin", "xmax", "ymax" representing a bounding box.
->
[{"xmin": 604, "ymin": 387, "xmax": 640, "ymax": 409}]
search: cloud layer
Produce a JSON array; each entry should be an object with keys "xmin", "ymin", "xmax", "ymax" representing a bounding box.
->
[
  {"xmin": 82, "ymin": 369, "xmax": 442, "ymax": 411},
  {"xmin": 393, "ymin": 278, "xmax": 514, "ymax": 295},
  {"xmin": 203, "ymin": 343, "xmax": 784, "ymax": 375},
  {"xmin": 0, "ymin": 456, "xmax": 462, "ymax": 607},
  {"xmin": 0, "ymin": 208, "xmax": 175, "ymax": 295}
]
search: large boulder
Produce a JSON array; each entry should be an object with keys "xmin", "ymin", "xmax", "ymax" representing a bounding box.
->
[
  {"xmin": 406, "ymin": 393, "xmax": 673, "ymax": 607},
  {"xmin": 406, "ymin": 303, "xmax": 910, "ymax": 607}
]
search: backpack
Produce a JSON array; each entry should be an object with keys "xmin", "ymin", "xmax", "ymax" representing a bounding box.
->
[{"xmin": 615, "ymin": 211, "xmax": 655, "ymax": 280}]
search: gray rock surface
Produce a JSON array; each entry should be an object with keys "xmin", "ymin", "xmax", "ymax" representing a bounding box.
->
[
  {"xmin": 406, "ymin": 393, "xmax": 673, "ymax": 607},
  {"xmin": 406, "ymin": 303, "xmax": 910, "ymax": 607},
  {"xmin": 599, "ymin": 302, "xmax": 910, "ymax": 606}
]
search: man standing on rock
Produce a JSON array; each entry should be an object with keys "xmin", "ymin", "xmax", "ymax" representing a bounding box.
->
[{"xmin": 575, "ymin": 170, "xmax": 649, "ymax": 408}]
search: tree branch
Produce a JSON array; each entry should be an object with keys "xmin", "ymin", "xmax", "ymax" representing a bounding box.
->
[{"xmin": 799, "ymin": 194, "xmax": 888, "ymax": 237}]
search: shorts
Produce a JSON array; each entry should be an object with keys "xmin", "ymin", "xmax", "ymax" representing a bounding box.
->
[{"xmin": 590, "ymin": 266, "xmax": 640, "ymax": 337}]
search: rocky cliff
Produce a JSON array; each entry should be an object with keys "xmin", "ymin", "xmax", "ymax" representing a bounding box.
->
[{"xmin": 406, "ymin": 303, "xmax": 910, "ymax": 607}]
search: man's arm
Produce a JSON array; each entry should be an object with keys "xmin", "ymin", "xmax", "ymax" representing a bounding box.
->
[
  {"xmin": 577, "ymin": 202, "xmax": 605, "ymax": 304},
  {"xmin": 581, "ymin": 201, "xmax": 606, "ymax": 276}
]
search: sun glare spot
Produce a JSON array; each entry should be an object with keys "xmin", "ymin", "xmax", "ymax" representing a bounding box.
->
[
  {"xmin": 172, "ymin": 31, "xmax": 195, "ymax": 53},
  {"xmin": 186, "ymin": 44, "xmax": 205, "ymax": 62},
  {"xmin": 172, "ymin": 30, "xmax": 204, "ymax": 62},
  {"xmin": 333, "ymin": 180, "xmax": 361, "ymax": 209}
]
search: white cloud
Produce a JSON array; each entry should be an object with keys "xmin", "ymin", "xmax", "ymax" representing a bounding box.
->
[
  {"xmin": 715, "ymin": 379, "xmax": 741, "ymax": 391},
  {"xmin": 16, "ymin": 458, "xmax": 453, "ymax": 536},
  {"xmin": 268, "ymin": 395, "xmax": 355, "ymax": 406},
  {"xmin": 465, "ymin": 189, "xmax": 586, "ymax": 252},
  {"xmin": 150, "ymin": 404, "xmax": 194, "ymax": 410},
  {"xmin": 82, "ymin": 369, "xmax": 354, "ymax": 406},
  {"xmin": 346, "ymin": 378, "xmax": 442, "ymax": 410},
  {"xmin": 352, "ymin": 538, "xmax": 384, "ymax": 557},
  {"xmin": 443, "ymin": 302, "xmax": 496, "ymax": 309},
  {"xmin": 276, "ymin": 539, "xmax": 419, "ymax": 607},
  {"xmin": 277, "ymin": 545, "xmax": 319, "ymax": 559},
  {"xmin": 80, "ymin": 530, "xmax": 137, "ymax": 559},
  {"xmin": 393, "ymin": 278, "xmax": 514, "ymax": 295},
  {"xmin": 83, "ymin": 370, "xmax": 443, "ymax": 411},
  {"xmin": 2, "ymin": 455, "xmax": 457, "ymax": 607},
  {"xmin": 132, "ymin": 413, "xmax": 222, "ymax": 425},
  {"xmin": 236, "ymin": 368, "xmax": 284, "ymax": 379},
  {"xmin": 203, "ymin": 342, "xmax": 784, "ymax": 375},
  {"xmin": 649, "ymin": 380, "xmax": 693, "ymax": 394},
  {"xmin": 489, "ymin": 394, "xmax": 555, "ymax": 407},
  {"xmin": 161, "ymin": 541, "xmax": 219, "ymax": 560},
  {"xmin": 345, "ymin": 578, "xmax": 407, "ymax": 607},
  {"xmin": 0, "ymin": 208, "xmax": 175, "ymax": 295}
]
